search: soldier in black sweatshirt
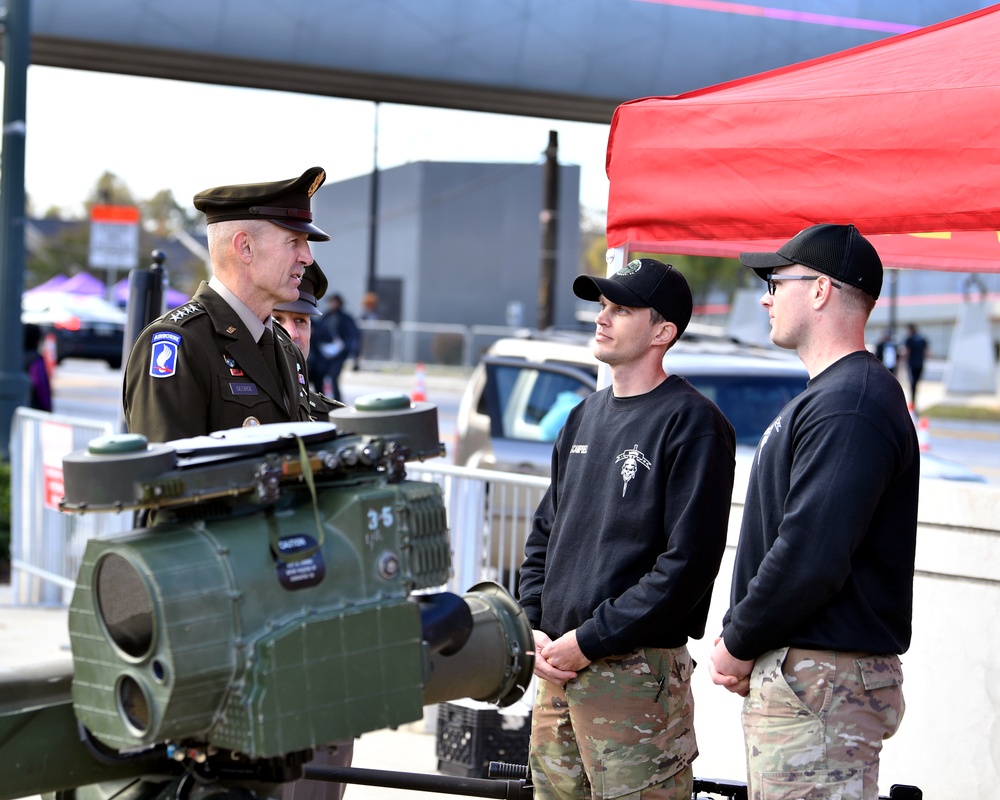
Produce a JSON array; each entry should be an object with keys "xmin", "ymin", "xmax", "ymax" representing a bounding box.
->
[
  {"xmin": 519, "ymin": 258, "xmax": 736, "ymax": 800},
  {"xmin": 711, "ymin": 225, "xmax": 919, "ymax": 800}
]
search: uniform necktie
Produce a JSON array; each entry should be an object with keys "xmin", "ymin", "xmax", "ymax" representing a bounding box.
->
[{"xmin": 259, "ymin": 327, "xmax": 283, "ymax": 389}]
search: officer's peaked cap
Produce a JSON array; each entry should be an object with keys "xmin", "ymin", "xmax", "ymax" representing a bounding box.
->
[{"xmin": 193, "ymin": 166, "xmax": 331, "ymax": 242}]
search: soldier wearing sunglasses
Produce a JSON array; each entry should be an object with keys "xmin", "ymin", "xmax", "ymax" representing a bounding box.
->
[{"xmin": 710, "ymin": 224, "xmax": 919, "ymax": 800}]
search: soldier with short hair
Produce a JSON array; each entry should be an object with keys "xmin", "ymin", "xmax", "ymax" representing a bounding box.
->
[{"xmin": 519, "ymin": 258, "xmax": 736, "ymax": 800}]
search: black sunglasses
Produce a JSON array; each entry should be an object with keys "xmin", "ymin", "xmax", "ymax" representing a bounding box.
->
[{"xmin": 767, "ymin": 274, "xmax": 842, "ymax": 295}]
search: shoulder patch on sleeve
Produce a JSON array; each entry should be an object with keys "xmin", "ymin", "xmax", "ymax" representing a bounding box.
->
[{"xmin": 149, "ymin": 331, "xmax": 181, "ymax": 378}]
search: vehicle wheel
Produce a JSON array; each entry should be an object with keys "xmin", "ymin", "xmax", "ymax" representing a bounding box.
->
[{"xmin": 108, "ymin": 356, "xmax": 123, "ymax": 370}]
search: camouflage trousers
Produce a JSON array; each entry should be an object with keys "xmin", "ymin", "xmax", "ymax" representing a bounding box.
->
[
  {"xmin": 529, "ymin": 645, "xmax": 697, "ymax": 800},
  {"xmin": 742, "ymin": 647, "xmax": 905, "ymax": 800}
]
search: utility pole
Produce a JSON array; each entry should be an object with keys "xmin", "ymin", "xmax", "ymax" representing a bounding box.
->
[
  {"xmin": 0, "ymin": 0, "xmax": 32, "ymax": 460},
  {"xmin": 537, "ymin": 130, "xmax": 559, "ymax": 330},
  {"xmin": 366, "ymin": 102, "xmax": 380, "ymax": 294}
]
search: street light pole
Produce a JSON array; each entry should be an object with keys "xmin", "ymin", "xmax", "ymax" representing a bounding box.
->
[
  {"xmin": 537, "ymin": 130, "xmax": 559, "ymax": 330},
  {"xmin": 0, "ymin": 0, "xmax": 33, "ymax": 460},
  {"xmin": 367, "ymin": 102, "xmax": 380, "ymax": 294}
]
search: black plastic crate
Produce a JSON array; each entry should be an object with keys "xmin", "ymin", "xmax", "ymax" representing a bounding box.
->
[{"xmin": 435, "ymin": 701, "xmax": 531, "ymax": 778}]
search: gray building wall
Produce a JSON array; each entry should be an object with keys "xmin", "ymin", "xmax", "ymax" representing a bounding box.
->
[{"xmin": 310, "ymin": 161, "xmax": 581, "ymax": 327}]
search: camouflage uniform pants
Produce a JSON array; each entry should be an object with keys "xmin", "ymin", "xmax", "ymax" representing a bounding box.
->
[
  {"xmin": 742, "ymin": 647, "xmax": 905, "ymax": 800},
  {"xmin": 529, "ymin": 645, "xmax": 697, "ymax": 800}
]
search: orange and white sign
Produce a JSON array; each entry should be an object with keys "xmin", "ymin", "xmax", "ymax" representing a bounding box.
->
[{"xmin": 89, "ymin": 204, "xmax": 141, "ymax": 270}]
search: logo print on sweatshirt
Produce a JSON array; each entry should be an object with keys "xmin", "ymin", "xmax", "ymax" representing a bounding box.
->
[
  {"xmin": 758, "ymin": 416, "xmax": 782, "ymax": 464},
  {"xmin": 614, "ymin": 444, "xmax": 651, "ymax": 497}
]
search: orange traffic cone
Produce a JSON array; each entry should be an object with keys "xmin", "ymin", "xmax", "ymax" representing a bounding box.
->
[
  {"xmin": 917, "ymin": 416, "xmax": 931, "ymax": 452},
  {"xmin": 42, "ymin": 333, "xmax": 58, "ymax": 379},
  {"xmin": 411, "ymin": 362, "xmax": 427, "ymax": 402}
]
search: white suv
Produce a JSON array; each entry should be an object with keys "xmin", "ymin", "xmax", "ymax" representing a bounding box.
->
[
  {"xmin": 453, "ymin": 330, "xmax": 985, "ymax": 481},
  {"xmin": 453, "ymin": 330, "xmax": 810, "ymax": 476}
]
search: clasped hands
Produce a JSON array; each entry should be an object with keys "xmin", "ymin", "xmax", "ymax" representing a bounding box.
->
[
  {"xmin": 531, "ymin": 629, "xmax": 590, "ymax": 686},
  {"xmin": 708, "ymin": 636, "xmax": 754, "ymax": 697},
  {"xmin": 529, "ymin": 629, "xmax": 754, "ymax": 696}
]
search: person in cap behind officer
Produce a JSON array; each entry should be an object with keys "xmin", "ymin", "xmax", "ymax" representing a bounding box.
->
[
  {"xmin": 272, "ymin": 261, "xmax": 359, "ymax": 800},
  {"xmin": 271, "ymin": 261, "xmax": 345, "ymax": 422},
  {"xmin": 271, "ymin": 261, "xmax": 354, "ymax": 797},
  {"xmin": 123, "ymin": 167, "xmax": 330, "ymax": 442},
  {"xmin": 518, "ymin": 258, "xmax": 736, "ymax": 800},
  {"xmin": 709, "ymin": 224, "xmax": 918, "ymax": 799}
]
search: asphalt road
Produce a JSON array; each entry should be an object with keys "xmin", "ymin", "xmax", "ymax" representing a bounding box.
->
[
  {"xmin": 47, "ymin": 359, "xmax": 464, "ymax": 445},
  {"xmin": 46, "ymin": 358, "xmax": 1000, "ymax": 483}
]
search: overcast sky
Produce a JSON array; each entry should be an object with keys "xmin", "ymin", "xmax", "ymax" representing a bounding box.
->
[{"xmin": 9, "ymin": 65, "xmax": 612, "ymax": 220}]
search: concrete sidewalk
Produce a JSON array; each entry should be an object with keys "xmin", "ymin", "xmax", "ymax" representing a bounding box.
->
[{"xmin": 0, "ymin": 582, "xmax": 488, "ymax": 800}]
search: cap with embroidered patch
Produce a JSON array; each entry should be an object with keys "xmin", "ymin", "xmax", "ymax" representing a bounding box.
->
[
  {"xmin": 740, "ymin": 223, "xmax": 883, "ymax": 299},
  {"xmin": 193, "ymin": 166, "xmax": 330, "ymax": 242},
  {"xmin": 573, "ymin": 258, "xmax": 693, "ymax": 337},
  {"xmin": 273, "ymin": 261, "xmax": 327, "ymax": 316}
]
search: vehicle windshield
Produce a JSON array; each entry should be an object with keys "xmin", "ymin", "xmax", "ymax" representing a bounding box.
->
[
  {"xmin": 683, "ymin": 373, "xmax": 808, "ymax": 446},
  {"xmin": 486, "ymin": 364, "xmax": 594, "ymax": 443},
  {"xmin": 485, "ymin": 359, "xmax": 807, "ymax": 448}
]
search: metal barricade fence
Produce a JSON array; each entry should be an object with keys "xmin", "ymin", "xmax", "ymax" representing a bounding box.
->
[
  {"xmin": 357, "ymin": 321, "xmax": 547, "ymax": 370},
  {"xmin": 397, "ymin": 322, "xmax": 470, "ymax": 368},
  {"xmin": 408, "ymin": 462, "xmax": 549, "ymax": 597},
  {"xmin": 8, "ymin": 410, "xmax": 548, "ymax": 607},
  {"xmin": 468, "ymin": 325, "xmax": 533, "ymax": 367},
  {"xmin": 357, "ymin": 319, "xmax": 397, "ymax": 366},
  {"xmin": 10, "ymin": 408, "xmax": 133, "ymax": 606}
]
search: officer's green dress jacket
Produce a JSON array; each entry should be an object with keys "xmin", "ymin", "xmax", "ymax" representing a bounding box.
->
[{"xmin": 123, "ymin": 282, "xmax": 313, "ymax": 443}]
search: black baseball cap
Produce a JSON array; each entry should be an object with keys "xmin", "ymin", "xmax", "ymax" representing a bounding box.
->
[
  {"xmin": 273, "ymin": 261, "xmax": 327, "ymax": 316},
  {"xmin": 573, "ymin": 258, "xmax": 693, "ymax": 337},
  {"xmin": 739, "ymin": 223, "xmax": 883, "ymax": 300},
  {"xmin": 193, "ymin": 166, "xmax": 331, "ymax": 242}
]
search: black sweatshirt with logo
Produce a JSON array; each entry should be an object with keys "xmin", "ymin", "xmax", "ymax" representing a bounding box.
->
[{"xmin": 519, "ymin": 375, "xmax": 736, "ymax": 661}]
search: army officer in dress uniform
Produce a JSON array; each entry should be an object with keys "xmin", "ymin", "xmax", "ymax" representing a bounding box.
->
[{"xmin": 123, "ymin": 166, "xmax": 330, "ymax": 442}]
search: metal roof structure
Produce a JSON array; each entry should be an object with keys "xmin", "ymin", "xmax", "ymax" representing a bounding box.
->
[{"xmin": 24, "ymin": 0, "xmax": 988, "ymax": 124}]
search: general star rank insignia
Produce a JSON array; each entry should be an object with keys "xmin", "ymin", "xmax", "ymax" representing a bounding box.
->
[{"xmin": 168, "ymin": 303, "xmax": 201, "ymax": 323}]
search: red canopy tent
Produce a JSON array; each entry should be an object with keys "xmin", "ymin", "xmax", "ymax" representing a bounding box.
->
[{"xmin": 605, "ymin": 4, "xmax": 1000, "ymax": 273}]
